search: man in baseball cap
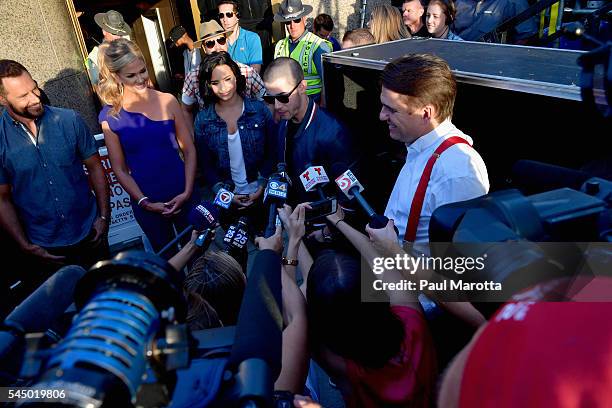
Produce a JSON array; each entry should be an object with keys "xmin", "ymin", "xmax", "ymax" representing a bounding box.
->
[
  {"xmin": 86, "ymin": 10, "xmax": 131, "ymax": 86},
  {"xmin": 168, "ymin": 25, "xmax": 201, "ymax": 81}
]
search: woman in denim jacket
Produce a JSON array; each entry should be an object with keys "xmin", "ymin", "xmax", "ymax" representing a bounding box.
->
[{"xmin": 194, "ymin": 52, "xmax": 276, "ymax": 231}]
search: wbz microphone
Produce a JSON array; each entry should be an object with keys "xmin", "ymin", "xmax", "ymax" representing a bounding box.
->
[
  {"xmin": 156, "ymin": 201, "xmax": 219, "ymax": 256},
  {"xmin": 263, "ymin": 163, "xmax": 289, "ymax": 238},
  {"xmin": 333, "ymin": 164, "xmax": 397, "ymax": 231},
  {"xmin": 300, "ymin": 165, "xmax": 330, "ymax": 200}
]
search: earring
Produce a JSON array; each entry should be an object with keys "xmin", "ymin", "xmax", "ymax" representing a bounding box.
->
[{"xmin": 119, "ymin": 83, "xmax": 124, "ymax": 96}]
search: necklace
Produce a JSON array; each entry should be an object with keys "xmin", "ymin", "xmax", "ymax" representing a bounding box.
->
[{"xmin": 438, "ymin": 26, "xmax": 450, "ymax": 39}]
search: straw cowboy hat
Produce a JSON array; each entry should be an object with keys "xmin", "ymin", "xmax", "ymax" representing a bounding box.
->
[{"xmin": 193, "ymin": 20, "xmax": 233, "ymax": 47}]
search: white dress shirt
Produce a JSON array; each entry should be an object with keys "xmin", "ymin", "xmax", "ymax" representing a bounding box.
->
[{"xmin": 384, "ymin": 120, "xmax": 490, "ymax": 242}]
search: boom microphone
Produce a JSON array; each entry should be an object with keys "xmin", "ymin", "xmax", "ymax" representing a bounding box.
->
[
  {"xmin": 332, "ymin": 163, "xmax": 395, "ymax": 230},
  {"xmin": 157, "ymin": 201, "xmax": 219, "ymax": 257}
]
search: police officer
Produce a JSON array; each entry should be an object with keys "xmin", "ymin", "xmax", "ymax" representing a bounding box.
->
[{"xmin": 273, "ymin": 0, "xmax": 332, "ymax": 106}]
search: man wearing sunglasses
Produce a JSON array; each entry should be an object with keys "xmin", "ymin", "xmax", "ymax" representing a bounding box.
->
[
  {"xmin": 181, "ymin": 20, "xmax": 266, "ymax": 132},
  {"xmin": 217, "ymin": 0, "xmax": 263, "ymax": 73},
  {"xmin": 273, "ymin": 0, "xmax": 332, "ymax": 106},
  {"xmin": 263, "ymin": 57, "xmax": 354, "ymax": 205}
]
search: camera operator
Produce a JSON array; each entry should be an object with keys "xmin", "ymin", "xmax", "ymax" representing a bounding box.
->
[{"xmin": 276, "ymin": 203, "xmax": 437, "ymax": 407}]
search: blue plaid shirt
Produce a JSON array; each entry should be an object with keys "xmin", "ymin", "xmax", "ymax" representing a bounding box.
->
[{"xmin": 0, "ymin": 106, "xmax": 98, "ymax": 247}]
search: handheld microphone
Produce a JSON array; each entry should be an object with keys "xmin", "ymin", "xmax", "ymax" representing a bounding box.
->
[
  {"xmin": 213, "ymin": 182, "xmax": 236, "ymax": 210},
  {"xmin": 333, "ymin": 164, "xmax": 396, "ymax": 230},
  {"xmin": 300, "ymin": 165, "xmax": 330, "ymax": 200},
  {"xmin": 156, "ymin": 201, "xmax": 219, "ymax": 256},
  {"xmin": 263, "ymin": 163, "xmax": 289, "ymax": 238},
  {"xmin": 223, "ymin": 217, "xmax": 249, "ymax": 254}
]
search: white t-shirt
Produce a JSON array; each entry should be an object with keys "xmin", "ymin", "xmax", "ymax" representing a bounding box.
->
[
  {"xmin": 384, "ymin": 119, "xmax": 490, "ymax": 243},
  {"xmin": 228, "ymin": 128, "xmax": 259, "ymax": 195}
]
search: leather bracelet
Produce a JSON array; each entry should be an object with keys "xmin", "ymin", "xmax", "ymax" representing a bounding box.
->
[
  {"xmin": 335, "ymin": 219, "xmax": 345, "ymax": 228},
  {"xmin": 282, "ymin": 257, "xmax": 298, "ymax": 266}
]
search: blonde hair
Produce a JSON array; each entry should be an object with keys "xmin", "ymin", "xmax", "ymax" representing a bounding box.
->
[
  {"xmin": 370, "ymin": 4, "xmax": 412, "ymax": 44},
  {"xmin": 97, "ymin": 38, "xmax": 145, "ymax": 116}
]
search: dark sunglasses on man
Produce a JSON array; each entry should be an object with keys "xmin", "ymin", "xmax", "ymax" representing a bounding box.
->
[
  {"xmin": 219, "ymin": 12, "xmax": 235, "ymax": 19},
  {"xmin": 202, "ymin": 36, "xmax": 227, "ymax": 49},
  {"xmin": 263, "ymin": 82, "xmax": 300, "ymax": 104},
  {"xmin": 283, "ymin": 18, "xmax": 302, "ymax": 25}
]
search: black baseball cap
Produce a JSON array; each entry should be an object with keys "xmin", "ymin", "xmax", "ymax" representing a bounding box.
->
[{"xmin": 168, "ymin": 25, "xmax": 187, "ymax": 47}]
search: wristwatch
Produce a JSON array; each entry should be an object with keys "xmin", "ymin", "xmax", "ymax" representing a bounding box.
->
[
  {"xmin": 322, "ymin": 226, "xmax": 333, "ymax": 242},
  {"xmin": 281, "ymin": 257, "xmax": 298, "ymax": 266}
]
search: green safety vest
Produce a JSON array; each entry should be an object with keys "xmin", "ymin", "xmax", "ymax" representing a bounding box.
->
[{"xmin": 274, "ymin": 32, "xmax": 331, "ymax": 95}]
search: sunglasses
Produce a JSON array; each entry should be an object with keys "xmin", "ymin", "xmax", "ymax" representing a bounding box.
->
[
  {"xmin": 218, "ymin": 12, "xmax": 235, "ymax": 19},
  {"xmin": 283, "ymin": 18, "xmax": 303, "ymax": 25},
  {"xmin": 203, "ymin": 36, "xmax": 227, "ymax": 49},
  {"xmin": 263, "ymin": 82, "xmax": 300, "ymax": 104}
]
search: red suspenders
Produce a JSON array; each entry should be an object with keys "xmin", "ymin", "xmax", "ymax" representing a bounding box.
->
[{"xmin": 403, "ymin": 136, "xmax": 472, "ymax": 242}]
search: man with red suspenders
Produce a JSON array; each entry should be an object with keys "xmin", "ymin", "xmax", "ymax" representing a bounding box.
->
[{"xmin": 380, "ymin": 54, "xmax": 489, "ymax": 243}]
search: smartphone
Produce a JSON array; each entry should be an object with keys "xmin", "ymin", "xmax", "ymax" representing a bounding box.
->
[{"xmin": 305, "ymin": 198, "xmax": 338, "ymax": 223}]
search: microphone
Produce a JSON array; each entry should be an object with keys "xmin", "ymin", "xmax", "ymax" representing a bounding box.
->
[
  {"xmin": 156, "ymin": 201, "xmax": 219, "ymax": 257},
  {"xmin": 0, "ymin": 265, "xmax": 87, "ymax": 380},
  {"xmin": 223, "ymin": 217, "xmax": 249, "ymax": 255},
  {"xmin": 213, "ymin": 181, "xmax": 236, "ymax": 210},
  {"xmin": 263, "ymin": 163, "xmax": 289, "ymax": 238},
  {"xmin": 227, "ymin": 249, "xmax": 283, "ymax": 405},
  {"xmin": 332, "ymin": 163, "xmax": 395, "ymax": 230},
  {"xmin": 300, "ymin": 165, "xmax": 330, "ymax": 200}
]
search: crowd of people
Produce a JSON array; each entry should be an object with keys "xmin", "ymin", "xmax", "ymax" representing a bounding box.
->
[{"xmin": 0, "ymin": 0, "xmax": 610, "ymax": 407}]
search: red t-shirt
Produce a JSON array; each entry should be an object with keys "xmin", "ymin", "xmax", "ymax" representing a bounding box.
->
[
  {"xmin": 460, "ymin": 301, "xmax": 612, "ymax": 407},
  {"xmin": 344, "ymin": 306, "xmax": 437, "ymax": 407}
]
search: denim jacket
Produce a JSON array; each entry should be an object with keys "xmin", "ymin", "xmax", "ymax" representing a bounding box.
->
[{"xmin": 194, "ymin": 97, "xmax": 277, "ymax": 192}]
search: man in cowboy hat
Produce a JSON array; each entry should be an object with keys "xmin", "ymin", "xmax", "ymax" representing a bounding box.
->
[
  {"xmin": 180, "ymin": 20, "xmax": 266, "ymax": 132},
  {"xmin": 86, "ymin": 10, "xmax": 131, "ymax": 86},
  {"xmin": 273, "ymin": 0, "xmax": 332, "ymax": 106}
]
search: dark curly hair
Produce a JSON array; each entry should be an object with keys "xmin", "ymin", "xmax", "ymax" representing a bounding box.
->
[{"xmin": 199, "ymin": 51, "xmax": 246, "ymax": 104}]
